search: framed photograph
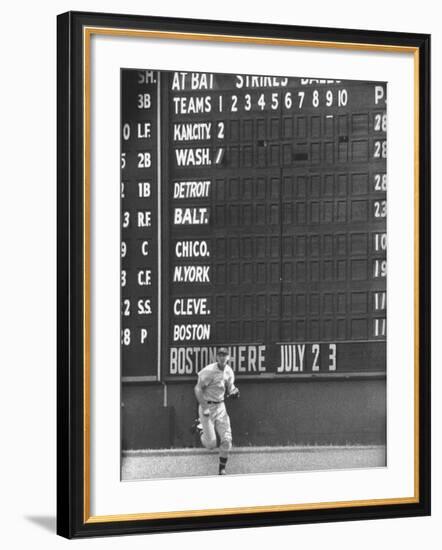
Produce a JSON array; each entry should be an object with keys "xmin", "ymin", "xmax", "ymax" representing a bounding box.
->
[{"xmin": 57, "ymin": 11, "xmax": 431, "ymax": 538}]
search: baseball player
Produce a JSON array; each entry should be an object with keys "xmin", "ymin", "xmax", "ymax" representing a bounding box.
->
[{"xmin": 192, "ymin": 347, "xmax": 240, "ymax": 475}]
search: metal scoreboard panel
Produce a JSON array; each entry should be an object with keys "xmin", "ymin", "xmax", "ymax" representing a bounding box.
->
[
  {"xmin": 121, "ymin": 70, "xmax": 160, "ymax": 379},
  {"xmin": 120, "ymin": 70, "xmax": 387, "ymax": 380}
]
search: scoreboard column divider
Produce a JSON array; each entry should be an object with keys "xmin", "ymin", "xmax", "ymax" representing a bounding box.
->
[
  {"xmin": 279, "ymin": 99, "xmax": 284, "ymax": 353},
  {"xmin": 156, "ymin": 71, "xmax": 162, "ymax": 383},
  {"xmin": 160, "ymin": 71, "xmax": 170, "ymax": 394}
]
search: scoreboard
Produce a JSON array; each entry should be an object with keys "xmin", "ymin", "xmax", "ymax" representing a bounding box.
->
[{"xmin": 121, "ymin": 69, "xmax": 387, "ymax": 381}]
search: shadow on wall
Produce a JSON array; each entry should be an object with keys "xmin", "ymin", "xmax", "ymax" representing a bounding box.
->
[{"xmin": 24, "ymin": 516, "xmax": 56, "ymax": 533}]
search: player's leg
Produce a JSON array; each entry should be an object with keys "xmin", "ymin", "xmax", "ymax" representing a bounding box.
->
[
  {"xmin": 215, "ymin": 407, "xmax": 232, "ymax": 475},
  {"xmin": 198, "ymin": 405, "xmax": 217, "ymax": 450}
]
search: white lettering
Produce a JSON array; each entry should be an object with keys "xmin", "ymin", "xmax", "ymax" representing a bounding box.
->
[
  {"xmin": 138, "ymin": 71, "xmax": 155, "ymax": 84},
  {"xmin": 174, "ymin": 207, "xmax": 209, "ymax": 225},
  {"xmin": 175, "ymin": 148, "xmax": 211, "ymax": 166},
  {"xmin": 138, "ymin": 182, "xmax": 151, "ymax": 197},
  {"xmin": 137, "ymin": 299, "xmax": 152, "ymax": 315},
  {"xmin": 173, "ymin": 324, "xmax": 211, "ymax": 341},
  {"xmin": 173, "ymin": 180, "xmax": 211, "ymax": 199},
  {"xmin": 175, "ymin": 240, "xmax": 209, "ymax": 258},
  {"xmin": 173, "ymin": 298, "xmax": 209, "ymax": 316},
  {"xmin": 173, "ymin": 96, "xmax": 212, "ymax": 114},
  {"xmin": 138, "ymin": 270, "xmax": 152, "ymax": 286},
  {"xmin": 137, "ymin": 122, "xmax": 151, "ymax": 138},
  {"xmin": 375, "ymin": 85, "xmax": 386, "ymax": 105},
  {"xmin": 170, "ymin": 347, "xmax": 178, "ymax": 373},
  {"xmin": 247, "ymin": 346, "xmax": 257, "ymax": 371},
  {"xmin": 301, "ymin": 79, "xmax": 341, "ymax": 85},
  {"xmin": 168, "ymin": 346, "xmax": 266, "ymax": 375},
  {"xmin": 237, "ymin": 346, "xmax": 246, "ymax": 372},
  {"xmin": 277, "ymin": 344, "xmax": 307, "ymax": 372},
  {"xmin": 137, "ymin": 211, "xmax": 152, "ymax": 227},
  {"xmin": 235, "ymin": 75, "xmax": 289, "ymax": 88},
  {"xmin": 173, "ymin": 123, "xmax": 211, "ymax": 141},
  {"xmin": 191, "ymin": 73, "xmax": 213, "ymax": 90},
  {"xmin": 173, "ymin": 265, "xmax": 210, "ymax": 283},
  {"xmin": 171, "ymin": 72, "xmax": 187, "ymax": 91}
]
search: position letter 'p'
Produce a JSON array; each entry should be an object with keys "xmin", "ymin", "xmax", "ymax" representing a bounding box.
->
[
  {"xmin": 375, "ymin": 85, "xmax": 385, "ymax": 105},
  {"xmin": 140, "ymin": 329, "xmax": 148, "ymax": 344}
]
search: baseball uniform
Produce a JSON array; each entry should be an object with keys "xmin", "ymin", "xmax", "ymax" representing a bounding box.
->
[{"xmin": 195, "ymin": 362, "xmax": 237, "ymax": 458}]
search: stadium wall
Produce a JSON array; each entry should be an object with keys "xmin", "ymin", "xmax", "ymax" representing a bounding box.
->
[{"xmin": 121, "ymin": 378, "xmax": 386, "ymax": 449}]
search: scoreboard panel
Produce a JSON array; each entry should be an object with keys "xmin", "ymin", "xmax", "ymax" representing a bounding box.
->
[
  {"xmin": 121, "ymin": 70, "xmax": 386, "ymax": 380},
  {"xmin": 121, "ymin": 70, "xmax": 160, "ymax": 379}
]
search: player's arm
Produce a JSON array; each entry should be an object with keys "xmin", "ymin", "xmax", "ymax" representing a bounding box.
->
[
  {"xmin": 194, "ymin": 376, "xmax": 210, "ymax": 414},
  {"xmin": 226, "ymin": 369, "xmax": 240, "ymax": 399}
]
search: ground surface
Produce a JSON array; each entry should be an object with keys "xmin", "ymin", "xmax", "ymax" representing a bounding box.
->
[{"xmin": 122, "ymin": 445, "xmax": 386, "ymax": 480}]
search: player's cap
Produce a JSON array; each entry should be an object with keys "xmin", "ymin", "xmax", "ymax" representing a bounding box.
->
[{"xmin": 217, "ymin": 347, "xmax": 229, "ymax": 355}]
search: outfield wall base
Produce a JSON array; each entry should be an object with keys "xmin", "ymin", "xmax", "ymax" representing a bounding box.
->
[{"xmin": 121, "ymin": 378, "xmax": 386, "ymax": 450}]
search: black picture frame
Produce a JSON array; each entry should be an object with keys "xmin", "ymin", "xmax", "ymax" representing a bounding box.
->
[{"xmin": 57, "ymin": 10, "xmax": 431, "ymax": 539}]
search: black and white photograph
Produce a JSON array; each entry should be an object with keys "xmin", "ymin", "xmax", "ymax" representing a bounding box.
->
[{"xmin": 120, "ymin": 68, "xmax": 387, "ymax": 480}]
